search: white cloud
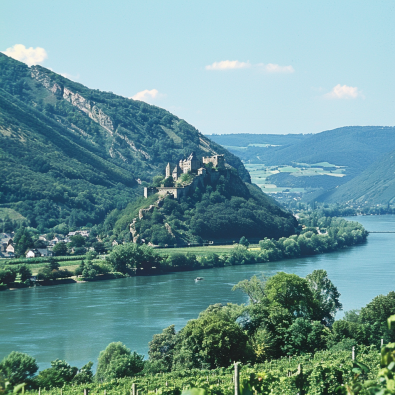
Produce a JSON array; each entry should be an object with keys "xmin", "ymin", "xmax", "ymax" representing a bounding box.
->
[
  {"xmin": 324, "ymin": 84, "xmax": 364, "ymax": 99},
  {"xmin": 262, "ymin": 63, "xmax": 294, "ymax": 73},
  {"xmin": 130, "ymin": 89, "xmax": 165, "ymax": 103},
  {"xmin": 2, "ymin": 44, "xmax": 47, "ymax": 66},
  {"xmin": 205, "ymin": 60, "xmax": 251, "ymax": 70},
  {"xmin": 205, "ymin": 60, "xmax": 294, "ymax": 73}
]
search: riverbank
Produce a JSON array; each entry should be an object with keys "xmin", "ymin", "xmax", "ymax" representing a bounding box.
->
[{"xmin": 1, "ymin": 215, "xmax": 393, "ymax": 368}]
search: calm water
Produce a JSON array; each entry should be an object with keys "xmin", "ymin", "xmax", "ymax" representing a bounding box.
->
[{"xmin": 1, "ymin": 215, "xmax": 394, "ymax": 370}]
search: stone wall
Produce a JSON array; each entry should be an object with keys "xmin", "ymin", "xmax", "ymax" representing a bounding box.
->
[{"xmin": 202, "ymin": 154, "xmax": 225, "ymax": 169}]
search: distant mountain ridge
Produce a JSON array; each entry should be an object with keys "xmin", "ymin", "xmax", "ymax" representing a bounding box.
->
[
  {"xmin": 321, "ymin": 148, "xmax": 395, "ymax": 205},
  {"xmin": 211, "ymin": 127, "xmax": 395, "ymax": 178},
  {"xmin": 210, "ymin": 127, "xmax": 395, "ymax": 205}
]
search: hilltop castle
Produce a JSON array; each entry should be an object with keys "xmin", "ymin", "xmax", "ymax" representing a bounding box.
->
[{"xmin": 144, "ymin": 152, "xmax": 226, "ymax": 199}]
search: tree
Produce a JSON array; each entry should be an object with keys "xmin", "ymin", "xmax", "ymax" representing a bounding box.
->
[
  {"xmin": 0, "ymin": 267, "xmax": 17, "ymax": 285},
  {"xmin": 93, "ymin": 241, "xmax": 106, "ymax": 254},
  {"xmin": 106, "ymin": 243, "xmax": 160, "ymax": 273},
  {"xmin": 282, "ymin": 318, "xmax": 329, "ymax": 355},
  {"xmin": 35, "ymin": 360, "xmax": 77, "ymax": 388},
  {"xmin": 306, "ymin": 269, "xmax": 342, "ymax": 326},
  {"xmin": 173, "ymin": 314, "xmax": 250, "ymax": 370},
  {"xmin": 19, "ymin": 264, "xmax": 32, "ymax": 282},
  {"xmin": 359, "ymin": 291, "xmax": 395, "ymax": 343},
  {"xmin": 147, "ymin": 325, "xmax": 176, "ymax": 373},
  {"xmin": 239, "ymin": 236, "xmax": 249, "ymax": 247},
  {"xmin": 13, "ymin": 227, "xmax": 34, "ymax": 257},
  {"xmin": 0, "ymin": 351, "xmax": 38, "ymax": 386},
  {"xmin": 33, "ymin": 239, "xmax": 47, "ymax": 249},
  {"xmin": 264, "ymin": 272, "xmax": 316, "ymax": 319},
  {"xmin": 46, "ymin": 257, "xmax": 60, "ymax": 271},
  {"xmin": 96, "ymin": 342, "xmax": 144, "ymax": 382},
  {"xmin": 52, "ymin": 242, "xmax": 67, "ymax": 256},
  {"xmin": 163, "ymin": 176, "xmax": 174, "ymax": 187},
  {"xmin": 69, "ymin": 234, "xmax": 85, "ymax": 247},
  {"xmin": 82, "ymin": 261, "xmax": 97, "ymax": 279},
  {"xmin": 152, "ymin": 175, "xmax": 164, "ymax": 187},
  {"xmin": 232, "ymin": 275, "xmax": 266, "ymax": 304},
  {"xmin": 71, "ymin": 362, "xmax": 93, "ymax": 385}
]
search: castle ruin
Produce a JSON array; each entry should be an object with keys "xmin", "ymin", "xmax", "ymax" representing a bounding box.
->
[{"xmin": 144, "ymin": 152, "xmax": 226, "ymax": 199}]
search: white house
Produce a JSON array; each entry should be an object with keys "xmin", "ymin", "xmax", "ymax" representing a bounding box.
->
[
  {"xmin": 6, "ymin": 244, "xmax": 15, "ymax": 254},
  {"xmin": 26, "ymin": 249, "xmax": 41, "ymax": 258}
]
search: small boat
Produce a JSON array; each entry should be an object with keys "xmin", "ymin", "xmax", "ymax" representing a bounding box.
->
[{"xmin": 195, "ymin": 277, "xmax": 204, "ymax": 282}]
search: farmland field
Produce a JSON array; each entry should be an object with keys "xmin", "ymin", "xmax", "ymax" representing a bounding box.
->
[
  {"xmin": 155, "ymin": 244, "xmax": 259, "ymax": 256},
  {"xmin": 0, "ymin": 207, "xmax": 26, "ymax": 221}
]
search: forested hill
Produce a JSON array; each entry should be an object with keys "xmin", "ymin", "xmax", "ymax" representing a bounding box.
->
[
  {"xmin": 260, "ymin": 126, "xmax": 395, "ymax": 177},
  {"xmin": 211, "ymin": 127, "xmax": 395, "ymax": 179},
  {"xmin": 321, "ymin": 148, "xmax": 395, "ymax": 205},
  {"xmin": 112, "ymin": 168, "xmax": 297, "ymax": 245},
  {"xmin": 0, "ymin": 53, "xmax": 249, "ymax": 231}
]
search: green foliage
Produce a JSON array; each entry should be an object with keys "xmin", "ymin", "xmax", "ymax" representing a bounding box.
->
[
  {"xmin": 71, "ymin": 362, "xmax": 94, "ymax": 385},
  {"xmin": 0, "ymin": 52, "xmax": 249, "ymax": 234},
  {"xmin": 35, "ymin": 359, "xmax": 78, "ymax": 388},
  {"xmin": 132, "ymin": 171, "xmax": 297, "ymax": 245},
  {"xmin": 232, "ymin": 275, "xmax": 266, "ymax": 304},
  {"xmin": 0, "ymin": 266, "xmax": 17, "ymax": 285},
  {"xmin": 18, "ymin": 264, "xmax": 32, "ymax": 282},
  {"xmin": 36, "ymin": 258, "xmax": 73, "ymax": 281},
  {"xmin": 69, "ymin": 234, "xmax": 85, "ymax": 247},
  {"xmin": 147, "ymin": 325, "xmax": 177, "ymax": 373},
  {"xmin": 96, "ymin": 342, "xmax": 144, "ymax": 382},
  {"xmin": 13, "ymin": 227, "xmax": 33, "ymax": 257},
  {"xmin": 52, "ymin": 242, "xmax": 68, "ymax": 256},
  {"xmin": 162, "ymin": 252, "xmax": 199, "ymax": 272},
  {"xmin": 172, "ymin": 305, "xmax": 251, "ymax": 370},
  {"xmin": 239, "ymin": 236, "xmax": 249, "ymax": 247},
  {"xmin": 258, "ymin": 215, "xmax": 367, "ymax": 261},
  {"xmin": 306, "ymin": 269, "xmax": 342, "ymax": 326},
  {"xmin": 106, "ymin": 243, "xmax": 161, "ymax": 273},
  {"xmin": 0, "ymin": 351, "xmax": 38, "ymax": 386},
  {"xmin": 23, "ymin": 347, "xmax": 383, "ymax": 395},
  {"xmin": 164, "ymin": 177, "xmax": 175, "ymax": 187}
]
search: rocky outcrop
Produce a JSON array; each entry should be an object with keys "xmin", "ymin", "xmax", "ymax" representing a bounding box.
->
[
  {"xmin": 164, "ymin": 223, "xmax": 175, "ymax": 239},
  {"xmin": 130, "ymin": 197, "xmax": 165, "ymax": 243},
  {"xmin": 117, "ymin": 133, "xmax": 151, "ymax": 160},
  {"xmin": 31, "ymin": 67, "xmax": 114, "ymax": 134},
  {"xmin": 138, "ymin": 204, "xmax": 155, "ymax": 220}
]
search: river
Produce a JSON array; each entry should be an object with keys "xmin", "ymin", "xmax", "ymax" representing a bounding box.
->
[{"xmin": 1, "ymin": 215, "xmax": 394, "ymax": 370}]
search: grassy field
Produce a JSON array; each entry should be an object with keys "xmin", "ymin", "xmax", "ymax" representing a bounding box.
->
[
  {"xmin": 0, "ymin": 207, "xmax": 26, "ymax": 221},
  {"xmin": 28, "ymin": 260, "xmax": 82, "ymax": 275},
  {"xmin": 155, "ymin": 244, "xmax": 259, "ymax": 256},
  {"xmin": 27, "ymin": 259, "xmax": 106, "ymax": 275},
  {"xmin": 245, "ymin": 162, "xmax": 346, "ymax": 195}
]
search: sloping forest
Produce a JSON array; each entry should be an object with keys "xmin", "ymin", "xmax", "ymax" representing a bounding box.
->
[{"xmin": 0, "ymin": 53, "xmax": 251, "ymax": 232}]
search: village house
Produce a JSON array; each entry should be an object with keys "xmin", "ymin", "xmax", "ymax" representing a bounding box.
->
[
  {"xmin": 26, "ymin": 249, "xmax": 41, "ymax": 258},
  {"xmin": 6, "ymin": 244, "xmax": 15, "ymax": 255},
  {"xmin": 68, "ymin": 230, "xmax": 90, "ymax": 237},
  {"xmin": 37, "ymin": 249, "xmax": 53, "ymax": 257},
  {"xmin": 0, "ymin": 232, "xmax": 14, "ymax": 240}
]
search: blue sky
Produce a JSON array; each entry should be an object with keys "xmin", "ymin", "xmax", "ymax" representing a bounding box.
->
[{"xmin": 1, "ymin": 1, "xmax": 394, "ymax": 135}]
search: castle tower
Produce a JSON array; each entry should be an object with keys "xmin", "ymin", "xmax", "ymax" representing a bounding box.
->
[
  {"xmin": 172, "ymin": 164, "xmax": 182, "ymax": 181},
  {"xmin": 166, "ymin": 163, "xmax": 173, "ymax": 178}
]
